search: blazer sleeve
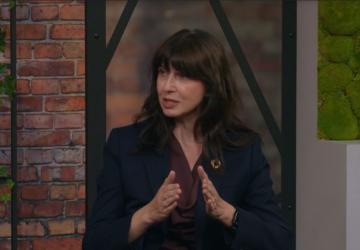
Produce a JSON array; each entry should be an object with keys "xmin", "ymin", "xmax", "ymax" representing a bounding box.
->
[
  {"xmin": 82, "ymin": 128, "xmax": 137, "ymax": 250},
  {"xmin": 223, "ymin": 137, "xmax": 293, "ymax": 250}
]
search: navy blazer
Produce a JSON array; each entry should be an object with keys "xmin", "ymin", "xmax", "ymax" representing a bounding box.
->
[{"xmin": 83, "ymin": 121, "xmax": 292, "ymax": 250}]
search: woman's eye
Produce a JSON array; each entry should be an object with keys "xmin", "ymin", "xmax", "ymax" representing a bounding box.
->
[
  {"xmin": 158, "ymin": 69, "xmax": 167, "ymax": 75},
  {"xmin": 176, "ymin": 74, "xmax": 188, "ymax": 80}
]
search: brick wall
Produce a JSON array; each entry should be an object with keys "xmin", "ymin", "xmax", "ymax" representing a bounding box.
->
[{"xmin": 0, "ymin": 1, "xmax": 85, "ymax": 249}]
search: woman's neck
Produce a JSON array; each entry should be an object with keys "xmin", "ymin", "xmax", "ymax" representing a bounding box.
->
[{"xmin": 173, "ymin": 115, "xmax": 202, "ymax": 145}]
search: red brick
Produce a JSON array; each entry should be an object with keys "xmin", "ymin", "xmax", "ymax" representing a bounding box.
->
[
  {"xmin": 29, "ymin": 0, "xmax": 72, "ymax": 2},
  {"xmin": 0, "ymin": 132, "xmax": 10, "ymax": 146},
  {"xmin": 0, "ymin": 222, "xmax": 11, "ymax": 237},
  {"xmin": 18, "ymin": 221, "xmax": 45, "ymax": 236},
  {"xmin": 32, "ymin": 237, "xmax": 82, "ymax": 250},
  {"xmin": 76, "ymin": 60, "xmax": 85, "ymax": 76},
  {"xmin": 65, "ymin": 201, "xmax": 85, "ymax": 216},
  {"xmin": 1, "ymin": 24, "xmax": 46, "ymax": 40},
  {"xmin": 60, "ymin": 4, "xmax": 84, "ymax": 20},
  {"xmin": 31, "ymin": 79, "xmax": 59, "ymax": 94},
  {"xmin": 18, "ymin": 131, "xmax": 71, "ymax": 147},
  {"xmin": 33, "ymin": 201, "xmax": 63, "ymax": 217},
  {"xmin": 23, "ymin": 114, "xmax": 53, "ymax": 129},
  {"xmin": 50, "ymin": 185, "xmax": 76, "ymax": 200},
  {"xmin": 20, "ymin": 184, "xmax": 48, "ymax": 200},
  {"xmin": 0, "ymin": 115, "xmax": 23, "ymax": 129},
  {"xmin": 17, "ymin": 96, "xmax": 42, "ymax": 112},
  {"xmin": 40, "ymin": 166, "xmax": 58, "ymax": 182},
  {"xmin": 4, "ymin": 43, "xmax": 32, "ymax": 59},
  {"xmin": 18, "ymin": 240, "xmax": 32, "ymax": 250},
  {"xmin": 0, "ymin": 5, "xmax": 29, "ymax": 20},
  {"xmin": 75, "ymin": 166, "xmax": 84, "ymax": 181},
  {"xmin": 0, "ymin": 150, "xmax": 23, "ymax": 165},
  {"xmin": 78, "ymin": 184, "xmax": 85, "ymax": 199},
  {"xmin": 0, "ymin": 98, "xmax": 10, "ymax": 112},
  {"xmin": 63, "ymin": 42, "xmax": 84, "ymax": 58},
  {"xmin": 45, "ymin": 96, "xmax": 84, "ymax": 112},
  {"xmin": 77, "ymin": 219, "xmax": 85, "ymax": 234},
  {"xmin": 50, "ymin": 24, "xmax": 84, "ymax": 40},
  {"xmin": 34, "ymin": 43, "xmax": 62, "ymax": 59},
  {"xmin": 16, "ymin": 79, "xmax": 31, "ymax": 94},
  {"xmin": 72, "ymin": 131, "xmax": 85, "ymax": 145},
  {"xmin": 60, "ymin": 78, "xmax": 85, "ymax": 93},
  {"xmin": 48, "ymin": 219, "xmax": 75, "ymax": 235},
  {"xmin": 54, "ymin": 148, "xmax": 82, "ymax": 163},
  {"xmin": 59, "ymin": 167, "xmax": 75, "ymax": 181},
  {"xmin": 258, "ymin": 4, "xmax": 281, "ymax": 20},
  {"xmin": 31, "ymin": 5, "xmax": 59, "ymax": 21},
  {"xmin": 0, "ymin": 240, "xmax": 10, "ymax": 250},
  {"xmin": 0, "ymin": 115, "xmax": 10, "ymax": 129},
  {"xmin": 17, "ymin": 202, "xmax": 34, "ymax": 218},
  {"xmin": 0, "ymin": 203, "xmax": 6, "ymax": 217},
  {"xmin": 25, "ymin": 149, "xmax": 53, "ymax": 164},
  {"xmin": 54, "ymin": 113, "xmax": 83, "ymax": 128},
  {"xmin": 18, "ymin": 61, "xmax": 74, "ymax": 76},
  {"xmin": 18, "ymin": 167, "xmax": 38, "ymax": 182}
]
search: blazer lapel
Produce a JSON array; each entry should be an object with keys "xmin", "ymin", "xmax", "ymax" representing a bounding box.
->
[
  {"xmin": 142, "ymin": 146, "xmax": 171, "ymax": 197},
  {"xmin": 195, "ymin": 156, "xmax": 226, "ymax": 250}
]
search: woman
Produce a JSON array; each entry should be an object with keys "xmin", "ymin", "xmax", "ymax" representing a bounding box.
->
[{"xmin": 83, "ymin": 29, "xmax": 292, "ymax": 250}]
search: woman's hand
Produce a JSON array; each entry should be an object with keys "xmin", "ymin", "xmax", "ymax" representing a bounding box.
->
[
  {"xmin": 144, "ymin": 170, "xmax": 181, "ymax": 225},
  {"xmin": 197, "ymin": 165, "xmax": 235, "ymax": 227}
]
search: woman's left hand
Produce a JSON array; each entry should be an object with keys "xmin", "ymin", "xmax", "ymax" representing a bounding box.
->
[{"xmin": 197, "ymin": 165, "xmax": 236, "ymax": 227}]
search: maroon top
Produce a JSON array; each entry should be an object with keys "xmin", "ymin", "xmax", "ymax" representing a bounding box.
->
[{"xmin": 159, "ymin": 134, "xmax": 202, "ymax": 250}]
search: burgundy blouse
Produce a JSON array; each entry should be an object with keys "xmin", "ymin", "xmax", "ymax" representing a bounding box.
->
[{"xmin": 159, "ymin": 134, "xmax": 203, "ymax": 250}]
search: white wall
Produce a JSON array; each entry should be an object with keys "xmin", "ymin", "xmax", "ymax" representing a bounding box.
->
[
  {"xmin": 346, "ymin": 144, "xmax": 360, "ymax": 250},
  {"xmin": 297, "ymin": 2, "xmax": 347, "ymax": 250}
]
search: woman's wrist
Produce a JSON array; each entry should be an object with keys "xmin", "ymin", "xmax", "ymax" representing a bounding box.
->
[
  {"xmin": 139, "ymin": 204, "xmax": 155, "ymax": 227},
  {"xmin": 219, "ymin": 201, "xmax": 236, "ymax": 227}
]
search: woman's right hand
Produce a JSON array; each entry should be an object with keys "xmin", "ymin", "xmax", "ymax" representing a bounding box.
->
[{"xmin": 144, "ymin": 170, "xmax": 181, "ymax": 225}]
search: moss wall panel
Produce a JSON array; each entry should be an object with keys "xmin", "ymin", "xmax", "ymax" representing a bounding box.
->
[{"xmin": 318, "ymin": 2, "xmax": 360, "ymax": 140}]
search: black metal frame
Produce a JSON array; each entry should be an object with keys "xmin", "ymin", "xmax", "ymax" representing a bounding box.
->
[{"xmin": 85, "ymin": 0, "xmax": 296, "ymax": 249}]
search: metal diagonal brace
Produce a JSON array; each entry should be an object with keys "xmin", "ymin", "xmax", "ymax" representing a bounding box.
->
[{"xmin": 209, "ymin": 0, "xmax": 283, "ymax": 156}]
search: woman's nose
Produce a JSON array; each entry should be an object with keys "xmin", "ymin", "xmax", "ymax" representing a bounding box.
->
[{"xmin": 163, "ymin": 74, "xmax": 176, "ymax": 91}]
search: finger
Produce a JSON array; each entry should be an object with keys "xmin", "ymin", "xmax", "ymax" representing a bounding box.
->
[
  {"xmin": 163, "ymin": 183, "xmax": 180, "ymax": 193},
  {"xmin": 163, "ymin": 170, "xmax": 176, "ymax": 185},
  {"xmin": 197, "ymin": 165, "xmax": 208, "ymax": 182},
  {"xmin": 163, "ymin": 190, "xmax": 181, "ymax": 206},
  {"xmin": 163, "ymin": 200, "xmax": 178, "ymax": 213},
  {"xmin": 163, "ymin": 188, "xmax": 181, "ymax": 201},
  {"xmin": 163, "ymin": 193, "xmax": 180, "ymax": 209}
]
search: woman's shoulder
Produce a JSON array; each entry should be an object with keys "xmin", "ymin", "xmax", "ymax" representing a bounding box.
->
[
  {"xmin": 224, "ymin": 127, "xmax": 262, "ymax": 151},
  {"xmin": 110, "ymin": 119, "xmax": 148, "ymax": 138}
]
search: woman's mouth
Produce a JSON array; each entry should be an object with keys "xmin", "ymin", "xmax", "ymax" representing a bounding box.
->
[{"xmin": 162, "ymin": 98, "xmax": 179, "ymax": 109}]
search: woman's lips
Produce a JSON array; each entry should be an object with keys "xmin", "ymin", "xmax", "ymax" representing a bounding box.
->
[{"xmin": 162, "ymin": 98, "xmax": 179, "ymax": 109}]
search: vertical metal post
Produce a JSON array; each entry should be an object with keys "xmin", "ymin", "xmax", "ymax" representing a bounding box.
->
[
  {"xmin": 282, "ymin": 1, "xmax": 297, "ymax": 249},
  {"xmin": 85, "ymin": 0, "xmax": 106, "ymax": 218},
  {"xmin": 10, "ymin": 2, "xmax": 17, "ymax": 249}
]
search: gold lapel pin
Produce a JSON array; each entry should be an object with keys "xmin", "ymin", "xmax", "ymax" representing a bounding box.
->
[{"xmin": 210, "ymin": 159, "xmax": 221, "ymax": 170}]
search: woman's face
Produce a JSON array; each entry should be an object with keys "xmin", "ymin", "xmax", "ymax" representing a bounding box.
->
[{"xmin": 156, "ymin": 66, "xmax": 205, "ymax": 121}]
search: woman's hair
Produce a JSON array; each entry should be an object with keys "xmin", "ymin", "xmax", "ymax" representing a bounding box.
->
[{"xmin": 134, "ymin": 28, "xmax": 259, "ymax": 167}]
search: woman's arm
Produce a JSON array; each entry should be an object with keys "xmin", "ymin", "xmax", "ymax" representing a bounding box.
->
[
  {"xmin": 83, "ymin": 128, "xmax": 150, "ymax": 250},
  {"xmin": 222, "ymin": 137, "xmax": 293, "ymax": 250}
]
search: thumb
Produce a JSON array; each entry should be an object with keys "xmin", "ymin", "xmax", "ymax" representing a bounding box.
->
[
  {"xmin": 197, "ymin": 165, "xmax": 207, "ymax": 181},
  {"xmin": 163, "ymin": 170, "xmax": 176, "ymax": 185}
]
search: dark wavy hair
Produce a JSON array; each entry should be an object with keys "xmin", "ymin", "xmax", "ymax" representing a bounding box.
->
[{"xmin": 134, "ymin": 28, "xmax": 259, "ymax": 167}]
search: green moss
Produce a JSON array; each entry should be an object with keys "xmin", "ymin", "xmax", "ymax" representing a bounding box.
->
[
  {"xmin": 346, "ymin": 80, "xmax": 360, "ymax": 118},
  {"xmin": 349, "ymin": 55, "xmax": 360, "ymax": 74},
  {"xmin": 318, "ymin": 53, "xmax": 330, "ymax": 70},
  {"xmin": 319, "ymin": 2, "xmax": 360, "ymax": 35},
  {"xmin": 318, "ymin": 92, "xmax": 359, "ymax": 140},
  {"xmin": 318, "ymin": 63, "xmax": 353, "ymax": 94},
  {"xmin": 319, "ymin": 35, "xmax": 353, "ymax": 62}
]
